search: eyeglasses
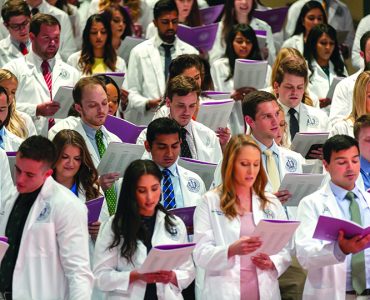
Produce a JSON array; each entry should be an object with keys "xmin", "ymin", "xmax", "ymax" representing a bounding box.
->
[{"xmin": 7, "ymin": 19, "xmax": 30, "ymax": 31}]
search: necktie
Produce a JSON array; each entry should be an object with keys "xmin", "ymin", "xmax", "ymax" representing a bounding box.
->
[
  {"xmin": 31, "ymin": 7, "xmax": 39, "ymax": 16},
  {"xmin": 161, "ymin": 44, "xmax": 173, "ymax": 81},
  {"xmin": 264, "ymin": 149, "xmax": 280, "ymax": 192},
  {"xmin": 180, "ymin": 127, "xmax": 192, "ymax": 158},
  {"xmin": 345, "ymin": 191, "xmax": 366, "ymax": 295},
  {"xmin": 288, "ymin": 108, "xmax": 299, "ymax": 141},
  {"xmin": 41, "ymin": 60, "xmax": 55, "ymax": 128},
  {"xmin": 162, "ymin": 168, "xmax": 176, "ymax": 209},
  {"xmin": 0, "ymin": 132, "xmax": 4, "ymax": 149},
  {"xmin": 96, "ymin": 129, "xmax": 117, "ymax": 216},
  {"xmin": 19, "ymin": 43, "xmax": 28, "ymax": 55}
]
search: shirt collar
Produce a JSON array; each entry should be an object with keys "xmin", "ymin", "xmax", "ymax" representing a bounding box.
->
[
  {"xmin": 0, "ymin": 126, "xmax": 5, "ymax": 137},
  {"xmin": 10, "ymin": 36, "xmax": 31, "ymax": 49},
  {"xmin": 329, "ymin": 180, "xmax": 360, "ymax": 202},
  {"xmin": 28, "ymin": 48, "xmax": 56, "ymax": 70},
  {"xmin": 157, "ymin": 161, "xmax": 179, "ymax": 177},
  {"xmin": 278, "ymin": 100, "xmax": 301, "ymax": 115},
  {"xmin": 251, "ymin": 133, "xmax": 280, "ymax": 156},
  {"xmin": 81, "ymin": 119, "xmax": 100, "ymax": 140},
  {"xmin": 153, "ymin": 31, "xmax": 178, "ymax": 49}
]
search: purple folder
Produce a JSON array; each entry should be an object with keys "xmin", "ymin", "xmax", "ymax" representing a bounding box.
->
[
  {"xmin": 0, "ymin": 237, "xmax": 8, "ymax": 243},
  {"xmin": 177, "ymin": 23, "xmax": 219, "ymax": 51},
  {"xmin": 253, "ymin": 7, "xmax": 289, "ymax": 33},
  {"xmin": 313, "ymin": 215, "xmax": 370, "ymax": 248},
  {"xmin": 104, "ymin": 115, "xmax": 146, "ymax": 144},
  {"xmin": 86, "ymin": 196, "xmax": 104, "ymax": 224},
  {"xmin": 6, "ymin": 151, "xmax": 16, "ymax": 157},
  {"xmin": 155, "ymin": 243, "xmax": 195, "ymax": 250},
  {"xmin": 202, "ymin": 99, "xmax": 233, "ymax": 106},
  {"xmin": 199, "ymin": 4, "xmax": 224, "ymax": 25},
  {"xmin": 170, "ymin": 206, "xmax": 196, "ymax": 228}
]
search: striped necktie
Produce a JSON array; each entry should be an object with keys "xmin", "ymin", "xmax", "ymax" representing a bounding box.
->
[
  {"xmin": 41, "ymin": 60, "xmax": 55, "ymax": 128},
  {"xmin": 19, "ymin": 43, "xmax": 28, "ymax": 55},
  {"xmin": 162, "ymin": 168, "xmax": 176, "ymax": 209},
  {"xmin": 180, "ymin": 127, "xmax": 192, "ymax": 158}
]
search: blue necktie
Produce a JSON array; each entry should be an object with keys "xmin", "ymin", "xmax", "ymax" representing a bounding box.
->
[
  {"xmin": 0, "ymin": 131, "xmax": 4, "ymax": 149},
  {"xmin": 162, "ymin": 168, "xmax": 176, "ymax": 209}
]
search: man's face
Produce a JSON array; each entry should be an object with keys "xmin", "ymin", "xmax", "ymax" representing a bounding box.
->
[
  {"xmin": 153, "ymin": 10, "xmax": 178, "ymax": 44},
  {"xmin": 362, "ymin": 39, "xmax": 370, "ymax": 65},
  {"xmin": 145, "ymin": 133, "xmax": 181, "ymax": 168},
  {"xmin": 5, "ymin": 15, "xmax": 30, "ymax": 43},
  {"xmin": 15, "ymin": 154, "xmax": 52, "ymax": 193},
  {"xmin": 75, "ymin": 84, "xmax": 109, "ymax": 129},
  {"xmin": 274, "ymin": 73, "xmax": 305, "ymax": 108},
  {"xmin": 323, "ymin": 146, "xmax": 360, "ymax": 191},
  {"xmin": 0, "ymin": 93, "xmax": 9, "ymax": 126},
  {"xmin": 358, "ymin": 126, "xmax": 370, "ymax": 162},
  {"xmin": 30, "ymin": 24, "xmax": 60, "ymax": 60},
  {"xmin": 167, "ymin": 92, "xmax": 198, "ymax": 127}
]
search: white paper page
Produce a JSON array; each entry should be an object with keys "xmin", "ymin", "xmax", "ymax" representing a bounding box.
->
[
  {"xmin": 279, "ymin": 173, "xmax": 326, "ymax": 206},
  {"xmin": 203, "ymin": 92, "xmax": 231, "ymax": 100},
  {"xmin": 326, "ymin": 77, "xmax": 345, "ymax": 99},
  {"xmin": 290, "ymin": 132, "xmax": 329, "ymax": 157},
  {"xmin": 52, "ymin": 86, "xmax": 74, "ymax": 119},
  {"xmin": 119, "ymin": 36, "xmax": 145, "ymax": 64},
  {"xmin": 248, "ymin": 220, "xmax": 300, "ymax": 256},
  {"xmin": 0, "ymin": 241, "xmax": 9, "ymax": 264},
  {"xmin": 138, "ymin": 244, "xmax": 195, "ymax": 273},
  {"xmin": 178, "ymin": 158, "xmax": 217, "ymax": 190},
  {"xmin": 197, "ymin": 100, "xmax": 234, "ymax": 131},
  {"xmin": 97, "ymin": 142, "xmax": 145, "ymax": 177},
  {"xmin": 233, "ymin": 59, "xmax": 268, "ymax": 90}
]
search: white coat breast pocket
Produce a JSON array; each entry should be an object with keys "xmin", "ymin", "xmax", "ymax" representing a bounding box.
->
[{"xmin": 25, "ymin": 223, "xmax": 56, "ymax": 257}]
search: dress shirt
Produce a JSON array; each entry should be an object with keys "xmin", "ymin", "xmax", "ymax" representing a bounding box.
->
[
  {"xmin": 360, "ymin": 156, "xmax": 370, "ymax": 191},
  {"xmin": 183, "ymin": 121, "xmax": 197, "ymax": 159},
  {"xmin": 0, "ymin": 126, "xmax": 5, "ymax": 149},
  {"xmin": 158, "ymin": 162, "xmax": 184, "ymax": 208},
  {"xmin": 279, "ymin": 101, "xmax": 301, "ymax": 143},
  {"xmin": 153, "ymin": 32, "xmax": 176, "ymax": 72},
  {"xmin": 81, "ymin": 121, "xmax": 107, "ymax": 159},
  {"xmin": 28, "ymin": 48, "xmax": 56, "ymax": 74}
]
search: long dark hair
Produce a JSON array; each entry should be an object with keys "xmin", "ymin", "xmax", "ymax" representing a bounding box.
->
[
  {"xmin": 79, "ymin": 14, "xmax": 117, "ymax": 75},
  {"xmin": 292, "ymin": 0, "xmax": 327, "ymax": 37},
  {"xmin": 52, "ymin": 129, "xmax": 101, "ymax": 200},
  {"xmin": 182, "ymin": 0, "xmax": 202, "ymax": 27},
  {"xmin": 101, "ymin": 4, "xmax": 133, "ymax": 40},
  {"xmin": 304, "ymin": 23, "xmax": 345, "ymax": 79},
  {"xmin": 110, "ymin": 160, "xmax": 176, "ymax": 264},
  {"xmin": 225, "ymin": 24, "xmax": 261, "ymax": 81}
]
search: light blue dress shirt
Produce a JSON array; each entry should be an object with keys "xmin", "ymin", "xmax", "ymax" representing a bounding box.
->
[
  {"xmin": 0, "ymin": 127, "xmax": 5, "ymax": 149},
  {"xmin": 81, "ymin": 121, "xmax": 108, "ymax": 158},
  {"xmin": 158, "ymin": 162, "xmax": 184, "ymax": 209}
]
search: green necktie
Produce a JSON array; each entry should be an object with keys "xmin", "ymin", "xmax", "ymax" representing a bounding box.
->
[
  {"xmin": 345, "ymin": 191, "xmax": 366, "ymax": 295},
  {"xmin": 96, "ymin": 129, "xmax": 117, "ymax": 216}
]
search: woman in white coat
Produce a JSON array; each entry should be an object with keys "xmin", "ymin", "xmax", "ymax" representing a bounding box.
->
[
  {"xmin": 94, "ymin": 159, "xmax": 195, "ymax": 299},
  {"xmin": 193, "ymin": 134, "xmax": 291, "ymax": 300}
]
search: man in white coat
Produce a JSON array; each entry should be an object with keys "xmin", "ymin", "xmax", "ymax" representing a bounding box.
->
[
  {"xmin": 0, "ymin": 0, "xmax": 31, "ymax": 67},
  {"xmin": 3, "ymin": 13, "xmax": 80, "ymax": 136},
  {"xmin": 0, "ymin": 135, "xmax": 93, "ymax": 300},
  {"xmin": 296, "ymin": 134, "xmax": 370, "ymax": 299},
  {"xmin": 125, "ymin": 0, "xmax": 198, "ymax": 125}
]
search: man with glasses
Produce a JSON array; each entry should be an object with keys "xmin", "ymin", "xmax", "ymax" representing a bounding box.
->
[
  {"xmin": 125, "ymin": 0, "xmax": 198, "ymax": 125},
  {"xmin": 0, "ymin": 0, "xmax": 31, "ymax": 67}
]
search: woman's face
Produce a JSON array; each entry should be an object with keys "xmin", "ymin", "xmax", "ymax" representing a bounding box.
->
[
  {"xmin": 316, "ymin": 33, "xmax": 335, "ymax": 63},
  {"xmin": 233, "ymin": 145, "xmax": 260, "ymax": 189},
  {"xmin": 55, "ymin": 145, "xmax": 82, "ymax": 181},
  {"xmin": 233, "ymin": 31, "xmax": 253, "ymax": 59},
  {"xmin": 182, "ymin": 66, "xmax": 202, "ymax": 89},
  {"xmin": 276, "ymin": 110, "xmax": 287, "ymax": 146},
  {"xmin": 366, "ymin": 82, "xmax": 370, "ymax": 113},
  {"xmin": 110, "ymin": 9, "xmax": 126, "ymax": 39},
  {"xmin": 175, "ymin": 0, "xmax": 193, "ymax": 22},
  {"xmin": 234, "ymin": 0, "xmax": 253, "ymax": 18},
  {"xmin": 106, "ymin": 83, "xmax": 119, "ymax": 115},
  {"xmin": 136, "ymin": 174, "xmax": 161, "ymax": 216},
  {"xmin": 0, "ymin": 79, "xmax": 17, "ymax": 104},
  {"xmin": 89, "ymin": 21, "xmax": 107, "ymax": 50},
  {"xmin": 303, "ymin": 8, "xmax": 324, "ymax": 36}
]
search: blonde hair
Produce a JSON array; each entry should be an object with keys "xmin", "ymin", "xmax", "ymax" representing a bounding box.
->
[
  {"xmin": 277, "ymin": 104, "xmax": 289, "ymax": 148},
  {"xmin": 347, "ymin": 71, "xmax": 370, "ymax": 122},
  {"xmin": 219, "ymin": 134, "xmax": 269, "ymax": 219},
  {"xmin": 271, "ymin": 48, "xmax": 314, "ymax": 107},
  {"xmin": 0, "ymin": 69, "xmax": 28, "ymax": 138}
]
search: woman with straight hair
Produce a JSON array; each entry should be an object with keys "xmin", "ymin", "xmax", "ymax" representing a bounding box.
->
[{"xmin": 193, "ymin": 134, "xmax": 291, "ymax": 300}]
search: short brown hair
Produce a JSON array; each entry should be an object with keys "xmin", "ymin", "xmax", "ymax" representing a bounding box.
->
[
  {"xmin": 73, "ymin": 76, "xmax": 107, "ymax": 105},
  {"xmin": 1, "ymin": 0, "xmax": 31, "ymax": 23},
  {"xmin": 29, "ymin": 13, "xmax": 60, "ymax": 36},
  {"xmin": 166, "ymin": 75, "xmax": 201, "ymax": 101},
  {"xmin": 242, "ymin": 90, "xmax": 277, "ymax": 120},
  {"xmin": 354, "ymin": 114, "xmax": 370, "ymax": 140},
  {"xmin": 274, "ymin": 56, "xmax": 308, "ymax": 86}
]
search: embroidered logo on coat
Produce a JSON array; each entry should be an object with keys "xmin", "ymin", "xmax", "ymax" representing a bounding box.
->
[
  {"xmin": 307, "ymin": 115, "xmax": 319, "ymax": 127},
  {"xmin": 187, "ymin": 177, "xmax": 200, "ymax": 193},
  {"xmin": 285, "ymin": 157, "xmax": 298, "ymax": 172},
  {"xmin": 37, "ymin": 202, "xmax": 51, "ymax": 222}
]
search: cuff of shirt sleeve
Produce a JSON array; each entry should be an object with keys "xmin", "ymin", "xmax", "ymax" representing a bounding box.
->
[{"xmin": 333, "ymin": 241, "xmax": 347, "ymax": 262}]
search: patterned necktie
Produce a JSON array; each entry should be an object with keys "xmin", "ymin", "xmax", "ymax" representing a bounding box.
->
[
  {"xmin": 288, "ymin": 108, "xmax": 299, "ymax": 141},
  {"xmin": 31, "ymin": 7, "xmax": 39, "ymax": 16},
  {"xmin": 96, "ymin": 129, "xmax": 117, "ymax": 216},
  {"xmin": 180, "ymin": 127, "xmax": 192, "ymax": 158},
  {"xmin": 41, "ymin": 60, "xmax": 55, "ymax": 128},
  {"xmin": 161, "ymin": 44, "xmax": 173, "ymax": 81},
  {"xmin": 264, "ymin": 149, "xmax": 280, "ymax": 192},
  {"xmin": 162, "ymin": 168, "xmax": 176, "ymax": 209},
  {"xmin": 345, "ymin": 191, "xmax": 366, "ymax": 295},
  {"xmin": 19, "ymin": 43, "xmax": 28, "ymax": 55},
  {"xmin": 0, "ymin": 132, "xmax": 4, "ymax": 149}
]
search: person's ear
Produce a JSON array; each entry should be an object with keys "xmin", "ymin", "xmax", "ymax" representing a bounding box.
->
[
  {"xmin": 360, "ymin": 51, "xmax": 364, "ymax": 59},
  {"xmin": 153, "ymin": 18, "xmax": 158, "ymax": 28},
  {"xmin": 74, "ymin": 103, "xmax": 82, "ymax": 114},
  {"xmin": 165, "ymin": 97, "xmax": 171, "ymax": 107},
  {"xmin": 29, "ymin": 32, "xmax": 35, "ymax": 43},
  {"xmin": 144, "ymin": 140, "xmax": 151, "ymax": 152},
  {"xmin": 44, "ymin": 168, "xmax": 53, "ymax": 180},
  {"xmin": 245, "ymin": 115, "xmax": 254, "ymax": 127},
  {"xmin": 273, "ymin": 81, "xmax": 279, "ymax": 95}
]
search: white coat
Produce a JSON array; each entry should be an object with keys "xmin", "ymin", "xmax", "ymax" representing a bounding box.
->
[
  {"xmin": 193, "ymin": 189, "xmax": 291, "ymax": 300},
  {"xmin": 0, "ymin": 176, "xmax": 94, "ymax": 300},
  {"xmin": 351, "ymin": 14, "xmax": 370, "ymax": 70},
  {"xmin": 125, "ymin": 35, "xmax": 198, "ymax": 125},
  {"xmin": 295, "ymin": 182, "xmax": 370, "ymax": 300},
  {"xmin": 0, "ymin": 36, "xmax": 28, "ymax": 68},
  {"xmin": 3, "ymin": 50, "xmax": 80, "ymax": 136},
  {"xmin": 0, "ymin": 148, "xmax": 15, "ymax": 209},
  {"xmin": 93, "ymin": 211, "xmax": 195, "ymax": 299},
  {"xmin": 16, "ymin": 110, "xmax": 37, "ymax": 137},
  {"xmin": 329, "ymin": 118, "xmax": 353, "ymax": 138},
  {"xmin": 66, "ymin": 51, "xmax": 127, "ymax": 78},
  {"xmin": 281, "ymin": 33, "xmax": 304, "ymax": 54},
  {"xmin": 1, "ymin": 128, "xmax": 23, "ymax": 151}
]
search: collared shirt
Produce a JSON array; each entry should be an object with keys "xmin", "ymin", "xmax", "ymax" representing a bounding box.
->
[
  {"xmin": 28, "ymin": 48, "xmax": 56, "ymax": 73},
  {"xmin": 183, "ymin": 120, "xmax": 197, "ymax": 159},
  {"xmin": 278, "ymin": 101, "xmax": 301, "ymax": 143},
  {"xmin": 153, "ymin": 32, "xmax": 177, "ymax": 72},
  {"xmin": 329, "ymin": 181, "xmax": 370, "ymax": 291},
  {"xmin": 0, "ymin": 127, "xmax": 5, "ymax": 149},
  {"xmin": 158, "ymin": 162, "xmax": 184, "ymax": 208},
  {"xmin": 81, "ymin": 120, "xmax": 107, "ymax": 159},
  {"xmin": 10, "ymin": 37, "xmax": 31, "ymax": 53},
  {"xmin": 360, "ymin": 156, "xmax": 370, "ymax": 191}
]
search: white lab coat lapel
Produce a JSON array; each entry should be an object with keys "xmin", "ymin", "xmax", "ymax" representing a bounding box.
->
[
  {"xmin": 319, "ymin": 183, "xmax": 343, "ymax": 218},
  {"xmin": 27, "ymin": 55, "xmax": 50, "ymax": 96},
  {"xmin": 299, "ymin": 104, "xmax": 309, "ymax": 132},
  {"xmin": 327, "ymin": 1, "xmax": 338, "ymax": 24},
  {"xmin": 147, "ymin": 44, "xmax": 166, "ymax": 96}
]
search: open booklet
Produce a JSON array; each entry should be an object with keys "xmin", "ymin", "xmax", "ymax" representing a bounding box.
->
[
  {"xmin": 0, "ymin": 236, "xmax": 9, "ymax": 265},
  {"xmin": 290, "ymin": 132, "xmax": 329, "ymax": 158},
  {"xmin": 248, "ymin": 220, "xmax": 300, "ymax": 256},
  {"xmin": 170, "ymin": 206, "xmax": 196, "ymax": 235},
  {"xmin": 234, "ymin": 59, "xmax": 268, "ymax": 90},
  {"xmin": 254, "ymin": 30, "xmax": 267, "ymax": 58},
  {"xmin": 53, "ymin": 86, "xmax": 74, "ymax": 119},
  {"xmin": 197, "ymin": 99, "xmax": 234, "ymax": 131},
  {"xmin": 202, "ymin": 91, "xmax": 231, "ymax": 100},
  {"xmin": 138, "ymin": 243, "xmax": 195, "ymax": 273},
  {"xmin": 86, "ymin": 196, "xmax": 104, "ymax": 224},
  {"xmin": 177, "ymin": 23, "xmax": 219, "ymax": 51},
  {"xmin": 313, "ymin": 215, "xmax": 370, "ymax": 249},
  {"xmin": 6, "ymin": 151, "xmax": 16, "ymax": 184},
  {"xmin": 326, "ymin": 76, "xmax": 345, "ymax": 100},
  {"xmin": 199, "ymin": 4, "xmax": 224, "ymax": 25},
  {"xmin": 178, "ymin": 157, "xmax": 218, "ymax": 190},
  {"xmin": 104, "ymin": 115, "xmax": 146, "ymax": 144},
  {"xmin": 253, "ymin": 7, "xmax": 289, "ymax": 33},
  {"xmin": 97, "ymin": 142, "xmax": 145, "ymax": 177},
  {"xmin": 118, "ymin": 36, "xmax": 146, "ymax": 65},
  {"xmin": 279, "ymin": 173, "xmax": 326, "ymax": 206}
]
